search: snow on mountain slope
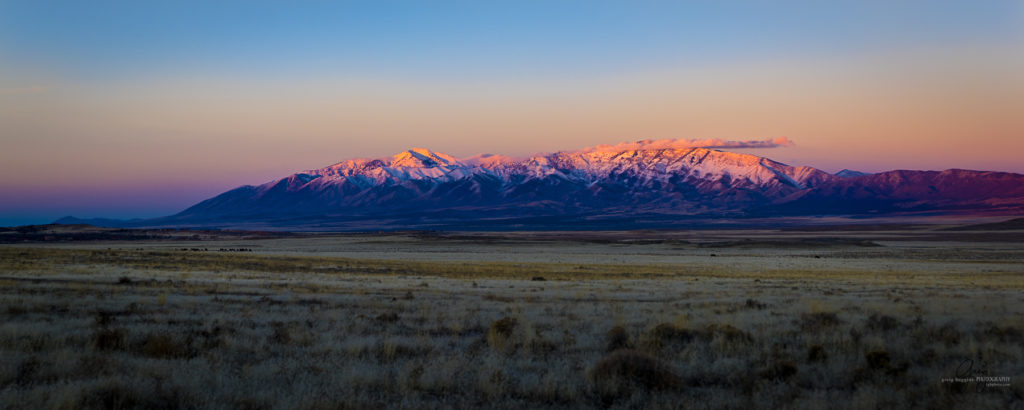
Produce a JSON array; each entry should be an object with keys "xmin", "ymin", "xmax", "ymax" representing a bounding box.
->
[
  {"xmin": 168, "ymin": 140, "xmax": 1024, "ymax": 226},
  {"xmin": 294, "ymin": 146, "xmax": 831, "ymax": 191},
  {"xmin": 174, "ymin": 142, "xmax": 840, "ymax": 221}
]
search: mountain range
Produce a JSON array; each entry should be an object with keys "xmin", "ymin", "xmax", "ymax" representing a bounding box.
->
[{"xmin": 59, "ymin": 142, "xmax": 1024, "ymax": 230}]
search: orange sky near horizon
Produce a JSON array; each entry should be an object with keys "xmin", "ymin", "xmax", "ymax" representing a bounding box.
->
[{"xmin": 3, "ymin": 46, "xmax": 1022, "ymax": 192}]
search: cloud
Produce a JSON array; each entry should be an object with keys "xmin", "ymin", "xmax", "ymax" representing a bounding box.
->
[{"xmin": 574, "ymin": 137, "xmax": 795, "ymax": 153}]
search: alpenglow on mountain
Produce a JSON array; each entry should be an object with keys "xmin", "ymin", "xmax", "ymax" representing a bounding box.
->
[{"xmin": 77, "ymin": 141, "xmax": 1024, "ymax": 230}]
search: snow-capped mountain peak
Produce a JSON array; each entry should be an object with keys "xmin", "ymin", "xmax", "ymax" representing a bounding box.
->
[
  {"xmin": 285, "ymin": 143, "xmax": 841, "ymax": 191},
  {"xmin": 161, "ymin": 139, "xmax": 1024, "ymax": 229},
  {"xmin": 390, "ymin": 148, "xmax": 462, "ymax": 168}
]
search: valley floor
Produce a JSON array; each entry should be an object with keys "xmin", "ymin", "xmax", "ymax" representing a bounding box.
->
[{"xmin": 0, "ymin": 230, "xmax": 1022, "ymax": 409}]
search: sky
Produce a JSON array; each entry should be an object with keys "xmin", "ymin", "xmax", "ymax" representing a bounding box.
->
[{"xmin": 2, "ymin": 1, "xmax": 1023, "ymax": 225}]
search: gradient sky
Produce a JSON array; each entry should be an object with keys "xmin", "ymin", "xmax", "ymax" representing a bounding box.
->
[{"xmin": 2, "ymin": 1, "xmax": 1023, "ymax": 225}]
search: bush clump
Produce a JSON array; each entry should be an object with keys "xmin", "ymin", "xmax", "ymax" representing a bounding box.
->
[
  {"xmin": 644, "ymin": 323, "xmax": 699, "ymax": 351},
  {"xmin": 864, "ymin": 314, "xmax": 901, "ymax": 332},
  {"xmin": 587, "ymin": 349, "xmax": 683, "ymax": 401},
  {"xmin": 704, "ymin": 324, "xmax": 752, "ymax": 343},
  {"xmin": 978, "ymin": 323, "xmax": 1024, "ymax": 344},
  {"xmin": 799, "ymin": 312, "xmax": 841, "ymax": 332}
]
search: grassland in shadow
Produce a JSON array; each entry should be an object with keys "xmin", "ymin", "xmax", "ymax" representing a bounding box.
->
[{"xmin": 0, "ymin": 243, "xmax": 1022, "ymax": 409}]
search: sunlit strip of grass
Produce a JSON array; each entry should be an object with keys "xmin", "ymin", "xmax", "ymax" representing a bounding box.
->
[{"xmin": 1, "ymin": 247, "xmax": 1020, "ymax": 287}]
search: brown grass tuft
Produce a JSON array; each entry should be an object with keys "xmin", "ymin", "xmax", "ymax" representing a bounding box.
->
[{"xmin": 487, "ymin": 317, "xmax": 518, "ymax": 352}]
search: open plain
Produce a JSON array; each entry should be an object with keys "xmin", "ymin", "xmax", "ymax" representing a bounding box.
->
[{"xmin": 1, "ymin": 223, "xmax": 1022, "ymax": 409}]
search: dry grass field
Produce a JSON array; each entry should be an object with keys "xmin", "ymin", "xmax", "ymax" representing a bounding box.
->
[{"xmin": 1, "ymin": 228, "xmax": 1022, "ymax": 409}]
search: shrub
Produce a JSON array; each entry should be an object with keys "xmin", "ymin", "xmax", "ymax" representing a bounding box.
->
[
  {"xmin": 864, "ymin": 314, "xmax": 901, "ymax": 332},
  {"xmin": 269, "ymin": 322, "xmax": 315, "ymax": 347},
  {"xmin": 644, "ymin": 323, "xmax": 698, "ymax": 351},
  {"xmin": 587, "ymin": 349, "xmax": 683, "ymax": 401},
  {"xmin": 92, "ymin": 328, "xmax": 127, "ymax": 351},
  {"xmin": 139, "ymin": 333, "xmax": 191, "ymax": 359},
  {"xmin": 704, "ymin": 324, "xmax": 751, "ymax": 343},
  {"xmin": 799, "ymin": 312, "xmax": 841, "ymax": 332},
  {"xmin": 744, "ymin": 299, "xmax": 767, "ymax": 310},
  {"xmin": 978, "ymin": 323, "xmax": 1024, "ymax": 344},
  {"xmin": 605, "ymin": 325, "xmax": 633, "ymax": 352}
]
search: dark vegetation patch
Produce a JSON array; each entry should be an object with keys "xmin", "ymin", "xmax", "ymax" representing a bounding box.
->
[
  {"xmin": 807, "ymin": 345, "xmax": 827, "ymax": 362},
  {"xmin": 941, "ymin": 217, "xmax": 1024, "ymax": 231},
  {"xmin": 92, "ymin": 328, "xmax": 128, "ymax": 351},
  {"xmin": 78, "ymin": 379, "xmax": 197, "ymax": 410},
  {"xmin": 587, "ymin": 349, "xmax": 683, "ymax": 402},
  {"xmin": 698, "ymin": 237, "xmax": 881, "ymax": 248},
  {"xmin": 139, "ymin": 332, "xmax": 193, "ymax": 359},
  {"xmin": 0, "ymin": 223, "xmax": 290, "ymax": 243},
  {"xmin": 864, "ymin": 314, "xmax": 902, "ymax": 332},
  {"xmin": 644, "ymin": 323, "xmax": 698, "ymax": 350},
  {"xmin": 976, "ymin": 322, "xmax": 1024, "ymax": 344},
  {"xmin": 604, "ymin": 325, "xmax": 633, "ymax": 352},
  {"xmin": 703, "ymin": 324, "xmax": 752, "ymax": 343},
  {"xmin": 744, "ymin": 298, "xmax": 768, "ymax": 309},
  {"xmin": 759, "ymin": 361, "xmax": 798, "ymax": 381},
  {"xmin": 376, "ymin": 311, "xmax": 400, "ymax": 323},
  {"xmin": 798, "ymin": 312, "xmax": 842, "ymax": 332}
]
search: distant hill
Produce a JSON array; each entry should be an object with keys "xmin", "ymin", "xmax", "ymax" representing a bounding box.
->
[
  {"xmin": 941, "ymin": 217, "xmax": 1024, "ymax": 231},
  {"xmin": 0, "ymin": 223, "xmax": 290, "ymax": 243}
]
